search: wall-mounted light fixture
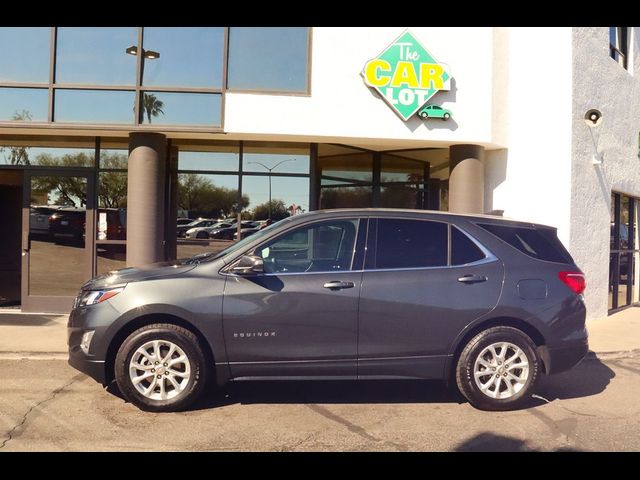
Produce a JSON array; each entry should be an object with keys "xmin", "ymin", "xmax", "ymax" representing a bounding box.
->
[{"xmin": 584, "ymin": 109, "xmax": 603, "ymax": 165}]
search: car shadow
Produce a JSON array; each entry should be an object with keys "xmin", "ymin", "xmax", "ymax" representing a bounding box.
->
[
  {"xmin": 534, "ymin": 353, "xmax": 615, "ymax": 403},
  {"xmin": 192, "ymin": 379, "xmax": 464, "ymax": 411},
  {"xmin": 105, "ymin": 354, "xmax": 615, "ymax": 412}
]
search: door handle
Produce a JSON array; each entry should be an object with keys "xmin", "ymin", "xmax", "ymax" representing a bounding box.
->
[
  {"xmin": 323, "ymin": 281, "xmax": 355, "ymax": 290},
  {"xmin": 457, "ymin": 274, "xmax": 488, "ymax": 284}
]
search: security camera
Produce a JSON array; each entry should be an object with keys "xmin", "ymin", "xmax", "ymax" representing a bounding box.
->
[{"xmin": 584, "ymin": 109, "xmax": 602, "ymax": 127}]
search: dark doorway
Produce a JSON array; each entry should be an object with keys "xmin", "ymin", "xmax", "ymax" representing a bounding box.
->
[{"xmin": 0, "ymin": 170, "xmax": 24, "ymax": 307}]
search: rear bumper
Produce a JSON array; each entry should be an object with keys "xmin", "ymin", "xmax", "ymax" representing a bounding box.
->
[{"xmin": 538, "ymin": 337, "xmax": 589, "ymax": 375}]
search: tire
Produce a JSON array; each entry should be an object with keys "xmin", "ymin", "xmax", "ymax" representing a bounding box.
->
[
  {"xmin": 114, "ymin": 323, "xmax": 208, "ymax": 412},
  {"xmin": 443, "ymin": 113, "xmax": 450, "ymax": 120},
  {"xmin": 196, "ymin": 231, "xmax": 208, "ymax": 239},
  {"xmin": 455, "ymin": 326, "xmax": 539, "ymax": 411},
  {"xmin": 419, "ymin": 112, "xmax": 428, "ymax": 119}
]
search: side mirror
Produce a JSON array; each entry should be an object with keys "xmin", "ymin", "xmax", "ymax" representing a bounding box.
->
[{"xmin": 230, "ymin": 254, "xmax": 264, "ymax": 275}]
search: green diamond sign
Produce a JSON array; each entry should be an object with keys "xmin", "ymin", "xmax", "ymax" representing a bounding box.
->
[{"xmin": 362, "ymin": 30, "xmax": 452, "ymax": 121}]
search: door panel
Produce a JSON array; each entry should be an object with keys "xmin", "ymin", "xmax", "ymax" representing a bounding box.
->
[
  {"xmin": 222, "ymin": 217, "xmax": 366, "ymax": 378},
  {"xmin": 223, "ymin": 271, "xmax": 362, "ymax": 377},
  {"xmin": 357, "ymin": 218, "xmax": 504, "ymax": 379},
  {"xmin": 21, "ymin": 171, "xmax": 94, "ymax": 313}
]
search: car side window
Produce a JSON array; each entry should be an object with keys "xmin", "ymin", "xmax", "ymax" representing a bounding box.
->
[
  {"xmin": 255, "ymin": 219, "xmax": 360, "ymax": 273},
  {"xmin": 451, "ymin": 226, "xmax": 486, "ymax": 265},
  {"xmin": 374, "ymin": 218, "xmax": 447, "ymax": 269}
]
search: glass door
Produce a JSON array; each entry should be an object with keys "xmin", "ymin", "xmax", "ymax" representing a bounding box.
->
[{"xmin": 21, "ymin": 170, "xmax": 95, "ymax": 313}]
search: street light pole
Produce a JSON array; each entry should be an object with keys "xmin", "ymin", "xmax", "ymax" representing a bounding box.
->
[{"xmin": 247, "ymin": 159, "xmax": 296, "ymax": 220}]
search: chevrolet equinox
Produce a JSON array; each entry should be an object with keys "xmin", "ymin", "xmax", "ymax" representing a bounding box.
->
[{"xmin": 68, "ymin": 209, "xmax": 588, "ymax": 412}]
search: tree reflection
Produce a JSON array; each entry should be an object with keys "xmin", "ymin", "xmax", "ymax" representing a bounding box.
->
[
  {"xmin": 0, "ymin": 110, "xmax": 32, "ymax": 165},
  {"xmin": 178, "ymin": 173, "xmax": 248, "ymax": 219},
  {"xmin": 252, "ymin": 199, "xmax": 290, "ymax": 221},
  {"xmin": 142, "ymin": 93, "xmax": 165, "ymax": 123},
  {"xmin": 320, "ymin": 186, "xmax": 372, "ymax": 209}
]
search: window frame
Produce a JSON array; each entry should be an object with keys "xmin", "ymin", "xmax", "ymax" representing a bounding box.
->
[
  {"xmin": 610, "ymin": 27, "xmax": 629, "ymax": 70},
  {"xmin": 225, "ymin": 27, "xmax": 312, "ymax": 96}
]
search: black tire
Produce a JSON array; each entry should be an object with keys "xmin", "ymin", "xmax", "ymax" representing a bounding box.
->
[
  {"xmin": 419, "ymin": 112, "xmax": 428, "ymax": 119},
  {"xmin": 443, "ymin": 113, "xmax": 450, "ymax": 120},
  {"xmin": 114, "ymin": 323, "xmax": 208, "ymax": 412},
  {"xmin": 455, "ymin": 326, "xmax": 539, "ymax": 411}
]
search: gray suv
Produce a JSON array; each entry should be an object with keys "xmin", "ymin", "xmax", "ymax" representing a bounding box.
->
[{"xmin": 68, "ymin": 209, "xmax": 588, "ymax": 412}]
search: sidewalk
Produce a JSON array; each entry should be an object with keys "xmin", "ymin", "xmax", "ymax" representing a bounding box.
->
[{"xmin": 0, "ymin": 307, "xmax": 639, "ymax": 357}]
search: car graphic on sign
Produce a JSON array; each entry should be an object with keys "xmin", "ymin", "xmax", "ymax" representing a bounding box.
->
[{"xmin": 418, "ymin": 104, "xmax": 452, "ymax": 120}]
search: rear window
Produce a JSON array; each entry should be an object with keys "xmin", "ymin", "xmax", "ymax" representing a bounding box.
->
[{"xmin": 477, "ymin": 223, "xmax": 573, "ymax": 264}]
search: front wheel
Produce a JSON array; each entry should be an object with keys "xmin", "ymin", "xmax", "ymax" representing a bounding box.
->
[
  {"xmin": 455, "ymin": 326, "xmax": 539, "ymax": 411},
  {"xmin": 114, "ymin": 323, "xmax": 208, "ymax": 412},
  {"xmin": 419, "ymin": 112, "xmax": 428, "ymax": 119},
  {"xmin": 443, "ymin": 113, "xmax": 451, "ymax": 120}
]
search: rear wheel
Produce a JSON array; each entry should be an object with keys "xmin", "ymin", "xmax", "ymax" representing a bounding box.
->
[
  {"xmin": 455, "ymin": 326, "xmax": 539, "ymax": 411},
  {"xmin": 114, "ymin": 323, "xmax": 208, "ymax": 412}
]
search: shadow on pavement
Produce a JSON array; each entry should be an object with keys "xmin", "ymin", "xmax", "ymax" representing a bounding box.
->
[
  {"xmin": 105, "ymin": 355, "xmax": 616, "ymax": 412},
  {"xmin": 454, "ymin": 432, "xmax": 585, "ymax": 452},
  {"xmin": 195, "ymin": 380, "xmax": 465, "ymax": 411},
  {"xmin": 535, "ymin": 355, "xmax": 615, "ymax": 402}
]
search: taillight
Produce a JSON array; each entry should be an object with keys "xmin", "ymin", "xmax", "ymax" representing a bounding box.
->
[{"xmin": 558, "ymin": 271, "xmax": 586, "ymax": 295}]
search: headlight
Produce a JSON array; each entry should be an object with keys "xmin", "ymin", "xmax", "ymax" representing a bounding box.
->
[{"xmin": 75, "ymin": 287, "xmax": 124, "ymax": 307}]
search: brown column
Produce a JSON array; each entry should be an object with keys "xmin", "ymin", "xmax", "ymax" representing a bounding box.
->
[
  {"xmin": 126, "ymin": 132, "xmax": 167, "ymax": 267},
  {"xmin": 448, "ymin": 144, "xmax": 485, "ymax": 214}
]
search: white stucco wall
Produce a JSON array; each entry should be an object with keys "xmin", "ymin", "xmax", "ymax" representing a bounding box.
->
[
  {"xmin": 570, "ymin": 27, "xmax": 640, "ymax": 320},
  {"xmin": 224, "ymin": 27, "xmax": 496, "ymax": 148},
  {"xmin": 484, "ymin": 28, "xmax": 574, "ymax": 247}
]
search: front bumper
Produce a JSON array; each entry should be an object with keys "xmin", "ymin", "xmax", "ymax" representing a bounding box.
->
[{"xmin": 68, "ymin": 350, "xmax": 106, "ymax": 385}]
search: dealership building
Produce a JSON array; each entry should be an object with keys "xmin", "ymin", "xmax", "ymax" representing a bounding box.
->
[{"xmin": 0, "ymin": 26, "xmax": 638, "ymax": 320}]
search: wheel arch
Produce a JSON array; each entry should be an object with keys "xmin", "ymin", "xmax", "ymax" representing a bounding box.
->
[
  {"xmin": 445, "ymin": 316, "xmax": 547, "ymax": 384},
  {"xmin": 104, "ymin": 313, "xmax": 215, "ymax": 386}
]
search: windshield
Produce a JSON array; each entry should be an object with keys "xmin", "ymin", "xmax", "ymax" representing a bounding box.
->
[{"xmin": 185, "ymin": 220, "xmax": 284, "ymax": 264}]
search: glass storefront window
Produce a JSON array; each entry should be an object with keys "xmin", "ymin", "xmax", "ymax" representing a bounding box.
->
[
  {"xmin": 0, "ymin": 27, "xmax": 50, "ymax": 83},
  {"xmin": 96, "ymin": 244, "xmax": 126, "ymax": 276},
  {"xmin": 242, "ymin": 142, "xmax": 310, "ymax": 174},
  {"xmin": 139, "ymin": 91, "xmax": 221, "ymax": 126},
  {"xmin": 54, "ymin": 89, "xmax": 136, "ymax": 124},
  {"xmin": 227, "ymin": 27, "xmax": 309, "ymax": 93},
  {"xmin": 142, "ymin": 27, "xmax": 225, "ymax": 88},
  {"xmin": 609, "ymin": 192, "xmax": 639, "ymax": 312},
  {"xmin": 381, "ymin": 155, "xmax": 426, "ymax": 183},
  {"xmin": 55, "ymin": 27, "xmax": 138, "ymax": 85},
  {"xmin": 177, "ymin": 173, "xmax": 240, "ymax": 220},
  {"xmin": 1, "ymin": 145, "xmax": 95, "ymax": 167},
  {"xmin": 97, "ymin": 172, "xmax": 127, "ymax": 240},
  {"xmin": 242, "ymin": 175, "xmax": 310, "ymax": 220},
  {"xmin": 99, "ymin": 148, "xmax": 128, "ymax": 169},
  {"xmin": 178, "ymin": 147, "xmax": 240, "ymax": 172},
  {"xmin": 320, "ymin": 186, "xmax": 372, "ymax": 209},
  {"xmin": 29, "ymin": 175, "xmax": 88, "ymax": 296},
  {"xmin": 0, "ymin": 88, "xmax": 48, "ymax": 122}
]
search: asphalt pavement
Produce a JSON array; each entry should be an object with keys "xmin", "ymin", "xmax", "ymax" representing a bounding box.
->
[{"xmin": 0, "ymin": 306, "xmax": 639, "ymax": 451}]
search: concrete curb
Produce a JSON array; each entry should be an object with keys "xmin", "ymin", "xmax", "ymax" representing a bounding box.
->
[{"xmin": 0, "ymin": 352, "xmax": 68, "ymax": 360}]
